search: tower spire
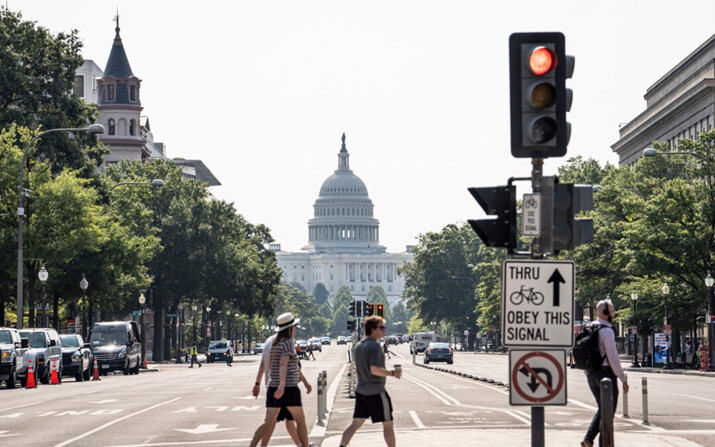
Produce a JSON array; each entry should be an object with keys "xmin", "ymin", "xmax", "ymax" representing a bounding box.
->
[
  {"xmin": 338, "ymin": 132, "xmax": 350, "ymax": 169},
  {"xmin": 114, "ymin": 8, "xmax": 121, "ymax": 40}
]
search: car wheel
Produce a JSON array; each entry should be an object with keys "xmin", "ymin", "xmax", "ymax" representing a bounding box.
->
[
  {"xmin": 123, "ymin": 361, "xmax": 130, "ymax": 375},
  {"xmin": 6, "ymin": 366, "xmax": 17, "ymax": 389},
  {"xmin": 424, "ymin": 356, "xmax": 430, "ymax": 364},
  {"xmin": 447, "ymin": 360, "xmax": 453, "ymax": 365},
  {"xmin": 19, "ymin": 376, "xmax": 26, "ymax": 388}
]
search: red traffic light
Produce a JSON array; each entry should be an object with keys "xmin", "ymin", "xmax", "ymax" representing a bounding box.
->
[{"xmin": 529, "ymin": 47, "xmax": 555, "ymax": 75}]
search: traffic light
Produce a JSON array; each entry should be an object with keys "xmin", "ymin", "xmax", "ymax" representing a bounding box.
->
[
  {"xmin": 347, "ymin": 320, "xmax": 356, "ymax": 331},
  {"xmin": 375, "ymin": 304, "xmax": 384, "ymax": 319},
  {"xmin": 365, "ymin": 303, "xmax": 374, "ymax": 317},
  {"xmin": 509, "ymin": 32, "xmax": 574, "ymax": 158},
  {"xmin": 349, "ymin": 301, "xmax": 356, "ymax": 317},
  {"xmin": 468, "ymin": 185, "xmax": 516, "ymax": 251},
  {"xmin": 551, "ymin": 182, "xmax": 593, "ymax": 251}
]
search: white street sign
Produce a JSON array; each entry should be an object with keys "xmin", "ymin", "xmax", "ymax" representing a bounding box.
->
[
  {"xmin": 522, "ymin": 193, "xmax": 541, "ymax": 236},
  {"xmin": 502, "ymin": 259, "xmax": 575, "ymax": 348},
  {"xmin": 509, "ymin": 350, "xmax": 567, "ymax": 406}
]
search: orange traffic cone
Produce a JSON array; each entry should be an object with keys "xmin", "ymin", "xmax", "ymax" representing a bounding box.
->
[
  {"xmin": 50, "ymin": 358, "xmax": 60, "ymax": 385},
  {"xmin": 26, "ymin": 359, "xmax": 37, "ymax": 389},
  {"xmin": 143, "ymin": 359, "xmax": 147, "ymax": 369},
  {"xmin": 91, "ymin": 357, "xmax": 101, "ymax": 381}
]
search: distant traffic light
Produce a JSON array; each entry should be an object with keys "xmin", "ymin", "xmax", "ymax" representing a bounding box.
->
[
  {"xmin": 365, "ymin": 303, "xmax": 374, "ymax": 317},
  {"xmin": 551, "ymin": 183, "xmax": 593, "ymax": 251},
  {"xmin": 347, "ymin": 319, "xmax": 356, "ymax": 331},
  {"xmin": 375, "ymin": 304, "xmax": 385, "ymax": 319},
  {"xmin": 468, "ymin": 185, "xmax": 517, "ymax": 251},
  {"xmin": 349, "ymin": 301, "xmax": 356, "ymax": 317},
  {"xmin": 509, "ymin": 32, "xmax": 574, "ymax": 158}
]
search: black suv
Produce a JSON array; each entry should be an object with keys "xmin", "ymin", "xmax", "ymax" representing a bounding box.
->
[
  {"xmin": 89, "ymin": 321, "xmax": 141, "ymax": 375},
  {"xmin": 59, "ymin": 334, "xmax": 93, "ymax": 382},
  {"xmin": 0, "ymin": 328, "xmax": 26, "ymax": 388}
]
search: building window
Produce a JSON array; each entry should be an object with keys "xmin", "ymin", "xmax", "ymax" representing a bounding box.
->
[
  {"xmin": 129, "ymin": 85, "xmax": 137, "ymax": 102},
  {"xmin": 108, "ymin": 119, "xmax": 116, "ymax": 135},
  {"xmin": 107, "ymin": 84, "xmax": 115, "ymax": 101},
  {"xmin": 73, "ymin": 76, "xmax": 84, "ymax": 97},
  {"xmin": 129, "ymin": 119, "xmax": 136, "ymax": 136},
  {"xmin": 330, "ymin": 273, "xmax": 334, "ymax": 280}
]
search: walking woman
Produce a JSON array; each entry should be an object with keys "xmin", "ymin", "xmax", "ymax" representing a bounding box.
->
[{"xmin": 254, "ymin": 312, "xmax": 312, "ymax": 447}]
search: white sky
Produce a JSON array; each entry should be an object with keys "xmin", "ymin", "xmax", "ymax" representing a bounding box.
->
[{"xmin": 13, "ymin": 1, "xmax": 715, "ymax": 253}]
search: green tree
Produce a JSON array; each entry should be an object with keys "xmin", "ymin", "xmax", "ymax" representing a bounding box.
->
[
  {"xmin": 313, "ymin": 283, "xmax": 329, "ymax": 305},
  {"xmin": 331, "ymin": 285, "xmax": 353, "ymax": 335}
]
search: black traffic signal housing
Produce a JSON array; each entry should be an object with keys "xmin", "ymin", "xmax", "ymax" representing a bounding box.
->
[
  {"xmin": 468, "ymin": 185, "xmax": 517, "ymax": 251},
  {"xmin": 551, "ymin": 182, "xmax": 593, "ymax": 251},
  {"xmin": 349, "ymin": 301, "xmax": 356, "ymax": 317},
  {"xmin": 347, "ymin": 319, "xmax": 356, "ymax": 331},
  {"xmin": 365, "ymin": 303, "xmax": 374, "ymax": 317},
  {"xmin": 509, "ymin": 32, "xmax": 574, "ymax": 158},
  {"xmin": 375, "ymin": 304, "xmax": 385, "ymax": 319}
]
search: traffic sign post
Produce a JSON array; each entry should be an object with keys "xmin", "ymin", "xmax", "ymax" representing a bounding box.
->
[
  {"xmin": 509, "ymin": 350, "xmax": 567, "ymax": 405},
  {"xmin": 501, "ymin": 259, "xmax": 575, "ymax": 348}
]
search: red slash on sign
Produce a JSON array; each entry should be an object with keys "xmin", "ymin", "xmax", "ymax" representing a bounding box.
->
[{"xmin": 511, "ymin": 351, "xmax": 564, "ymax": 404}]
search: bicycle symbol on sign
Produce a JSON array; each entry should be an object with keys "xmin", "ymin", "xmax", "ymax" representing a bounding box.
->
[
  {"xmin": 510, "ymin": 285, "xmax": 544, "ymax": 306},
  {"xmin": 524, "ymin": 196, "xmax": 539, "ymax": 209}
]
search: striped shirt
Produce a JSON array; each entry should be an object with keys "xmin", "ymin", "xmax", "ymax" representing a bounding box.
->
[{"xmin": 268, "ymin": 338, "xmax": 300, "ymax": 387}]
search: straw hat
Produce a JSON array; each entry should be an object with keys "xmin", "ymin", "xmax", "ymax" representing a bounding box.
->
[{"xmin": 275, "ymin": 312, "xmax": 300, "ymax": 332}]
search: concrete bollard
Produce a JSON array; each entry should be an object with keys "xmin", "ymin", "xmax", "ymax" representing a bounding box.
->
[
  {"xmin": 622, "ymin": 374, "xmax": 629, "ymax": 418},
  {"xmin": 322, "ymin": 370, "xmax": 328, "ymax": 417},
  {"xmin": 317, "ymin": 372, "xmax": 325, "ymax": 426},
  {"xmin": 642, "ymin": 377, "xmax": 650, "ymax": 426},
  {"xmin": 599, "ymin": 378, "xmax": 614, "ymax": 447}
]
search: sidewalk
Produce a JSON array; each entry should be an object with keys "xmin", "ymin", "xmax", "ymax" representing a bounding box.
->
[{"xmin": 320, "ymin": 427, "xmax": 705, "ymax": 447}]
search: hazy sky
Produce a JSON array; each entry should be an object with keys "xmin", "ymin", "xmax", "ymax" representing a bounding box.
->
[{"xmin": 13, "ymin": 1, "xmax": 715, "ymax": 253}]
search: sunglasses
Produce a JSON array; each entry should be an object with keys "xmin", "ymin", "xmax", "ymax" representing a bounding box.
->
[{"xmin": 377, "ymin": 326, "xmax": 386, "ymax": 329}]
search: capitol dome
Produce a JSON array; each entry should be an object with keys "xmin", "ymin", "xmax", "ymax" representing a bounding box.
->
[{"xmin": 303, "ymin": 134, "xmax": 385, "ymax": 254}]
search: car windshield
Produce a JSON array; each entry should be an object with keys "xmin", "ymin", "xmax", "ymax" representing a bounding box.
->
[
  {"xmin": 90, "ymin": 331, "xmax": 126, "ymax": 346},
  {"xmin": 59, "ymin": 335, "xmax": 79, "ymax": 347},
  {"xmin": 0, "ymin": 330, "xmax": 11, "ymax": 344},
  {"xmin": 209, "ymin": 341, "xmax": 227, "ymax": 349},
  {"xmin": 430, "ymin": 343, "xmax": 450, "ymax": 349},
  {"xmin": 256, "ymin": 344, "xmax": 264, "ymax": 349},
  {"xmin": 20, "ymin": 331, "xmax": 47, "ymax": 348}
]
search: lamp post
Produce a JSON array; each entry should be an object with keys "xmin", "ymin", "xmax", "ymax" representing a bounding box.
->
[
  {"xmin": 631, "ymin": 293, "xmax": 640, "ymax": 367},
  {"xmin": 80, "ymin": 274, "xmax": 88, "ymax": 339},
  {"xmin": 662, "ymin": 283, "xmax": 670, "ymax": 368},
  {"xmin": 138, "ymin": 293, "xmax": 146, "ymax": 368},
  {"xmin": 234, "ymin": 313, "xmax": 239, "ymax": 351},
  {"xmin": 191, "ymin": 303, "xmax": 197, "ymax": 345},
  {"xmin": 177, "ymin": 302, "xmax": 184, "ymax": 356},
  {"xmin": 16, "ymin": 124, "xmax": 104, "ymax": 329},
  {"xmin": 38, "ymin": 265, "xmax": 48, "ymax": 328},
  {"xmin": 705, "ymin": 271, "xmax": 715, "ymax": 371},
  {"xmin": 109, "ymin": 178, "xmax": 164, "ymax": 192},
  {"xmin": 206, "ymin": 306, "xmax": 211, "ymax": 345}
]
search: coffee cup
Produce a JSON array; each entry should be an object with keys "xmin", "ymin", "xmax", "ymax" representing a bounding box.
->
[{"xmin": 394, "ymin": 364, "xmax": 401, "ymax": 372}]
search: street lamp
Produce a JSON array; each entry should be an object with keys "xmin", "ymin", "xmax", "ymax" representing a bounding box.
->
[
  {"xmin": 643, "ymin": 148, "xmax": 715, "ymax": 177},
  {"xmin": 177, "ymin": 302, "xmax": 184, "ymax": 358},
  {"xmin": 662, "ymin": 283, "xmax": 671, "ymax": 368},
  {"xmin": 705, "ymin": 271, "xmax": 714, "ymax": 371},
  {"xmin": 16, "ymin": 124, "xmax": 104, "ymax": 329},
  {"xmin": 109, "ymin": 178, "xmax": 164, "ymax": 192},
  {"xmin": 38, "ymin": 265, "xmax": 48, "ymax": 328},
  {"xmin": 631, "ymin": 293, "xmax": 640, "ymax": 367},
  {"xmin": 191, "ymin": 303, "xmax": 197, "ymax": 345},
  {"xmin": 80, "ymin": 274, "xmax": 88, "ymax": 339},
  {"xmin": 138, "ymin": 293, "xmax": 147, "ymax": 368},
  {"xmin": 206, "ymin": 306, "xmax": 211, "ymax": 344}
]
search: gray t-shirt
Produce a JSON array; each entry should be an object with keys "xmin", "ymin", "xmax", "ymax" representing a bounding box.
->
[{"xmin": 354, "ymin": 338, "xmax": 386, "ymax": 396}]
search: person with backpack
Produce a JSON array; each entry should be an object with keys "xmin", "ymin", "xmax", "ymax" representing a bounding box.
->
[{"xmin": 579, "ymin": 300, "xmax": 629, "ymax": 447}]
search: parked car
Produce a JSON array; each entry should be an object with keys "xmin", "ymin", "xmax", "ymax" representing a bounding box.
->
[
  {"xmin": 336, "ymin": 336, "xmax": 349, "ymax": 345},
  {"xmin": 89, "ymin": 321, "xmax": 141, "ymax": 375},
  {"xmin": 59, "ymin": 334, "xmax": 92, "ymax": 382},
  {"xmin": 206, "ymin": 340, "xmax": 232, "ymax": 363},
  {"xmin": 424, "ymin": 342, "xmax": 453, "ymax": 364},
  {"xmin": 308, "ymin": 338, "xmax": 322, "ymax": 352},
  {"xmin": 0, "ymin": 327, "xmax": 26, "ymax": 389},
  {"xmin": 17, "ymin": 328, "xmax": 62, "ymax": 385},
  {"xmin": 321, "ymin": 336, "xmax": 331, "ymax": 345},
  {"xmin": 254, "ymin": 343, "xmax": 265, "ymax": 355}
]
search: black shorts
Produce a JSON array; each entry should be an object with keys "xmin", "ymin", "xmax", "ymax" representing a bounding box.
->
[
  {"xmin": 353, "ymin": 391, "xmax": 393, "ymax": 423},
  {"xmin": 276, "ymin": 406, "xmax": 295, "ymax": 421},
  {"xmin": 267, "ymin": 386, "xmax": 302, "ymax": 408}
]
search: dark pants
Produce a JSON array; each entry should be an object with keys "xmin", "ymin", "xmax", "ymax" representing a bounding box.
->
[
  {"xmin": 585, "ymin": 367, "xmax": 619, "ymax": 446},
  {"xmin": 190, "ymin": 354, "xmax": 201, "ymax": 367}
]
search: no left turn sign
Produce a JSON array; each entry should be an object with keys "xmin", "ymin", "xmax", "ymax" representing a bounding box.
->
[{"xmin": 509, "ymin": 350, "xmax": 567, "ymax": 406}]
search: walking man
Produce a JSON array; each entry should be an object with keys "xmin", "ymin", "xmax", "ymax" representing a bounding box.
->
[
  {"xmin": 581, "ymin": 300, "xmax": 628, "ymax": 447},
  {"xmin": 189, "ymin": 343, "xmax": 202, "ymax": 368},
  {"xmin": 226, "ymin": 344, "xmax": 233, "ymax": 367},
  {"xmin": 339, "ymin": 315, "xmax": 401, "ymax": 447}
]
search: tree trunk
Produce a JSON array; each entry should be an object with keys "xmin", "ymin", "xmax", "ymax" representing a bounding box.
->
[{"xmin": 153, "ymin": 287, "xmax": 164, "ymax": 362}]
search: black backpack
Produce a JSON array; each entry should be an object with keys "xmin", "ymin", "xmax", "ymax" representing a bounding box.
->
[{"xmin": 572, "ymin": 324, "xmax": 605, "ymax": 371}]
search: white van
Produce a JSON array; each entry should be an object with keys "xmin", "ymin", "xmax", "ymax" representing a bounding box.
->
[{"xmin": 410, "ymin": 332, "xmax": 437, "ymax": 354}]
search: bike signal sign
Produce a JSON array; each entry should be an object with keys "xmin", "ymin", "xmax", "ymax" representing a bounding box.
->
[{"xmin": 501, "ymin": 259, "xmax": 574, "ymax": 348}]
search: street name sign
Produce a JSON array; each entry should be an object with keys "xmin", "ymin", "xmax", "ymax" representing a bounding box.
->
[
  {"xmin": 501, "ymin": 259, "xmax": 575, "ymax": 348},
  {"xmin": 509, "ymin": 349, "xmax": 567, "ymax": 405}
]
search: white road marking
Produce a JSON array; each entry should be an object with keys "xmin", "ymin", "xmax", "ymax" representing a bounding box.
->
[
  {"xmin": 0, "ymin": 430, "xmax": 19, "ymax": 438},
  {"xmin": 173, "ymin": 424, "xmax": 233, "ymax": 435},
  {"xmin": 52, "ymin": 397, "xmax": 181, "ymax": 447},
  {"xmin": 403, "ymin": 373, "xmax": 460, "ymax": 406},
  {"xmin": 89, "ymin": 399, "xmax": 118, "ymax": 404},
  {"xmin": 202, "ymin": 387, "xmax": 213, "ymax": 391},
  {"xmin": 0, "ymin": 401, "xmax": 43, "ymax": 413},
  {"xmin": 409, "ymin": 410, "xmax": 426, "ymax": 428}
]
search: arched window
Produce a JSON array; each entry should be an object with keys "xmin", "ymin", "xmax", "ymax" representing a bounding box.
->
[
  {"xmin": 129, "ymin": 119, "xmax": 136, "ymax": 136},
  {"xmin": 108, "ymin": 119, "xmax": 116, "ymax": 135}
]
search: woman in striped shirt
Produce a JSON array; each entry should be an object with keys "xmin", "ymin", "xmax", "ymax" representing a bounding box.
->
[{"xmin": 257, "ymin": 312, "xmax": 311, "ymax": 447}]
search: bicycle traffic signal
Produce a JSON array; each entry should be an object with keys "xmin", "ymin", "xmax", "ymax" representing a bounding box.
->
[
  {"xmin": 509, "ymin": 32, "xmax": 574, "ymax": 158},
  {"xmin": 468, "ymin": 185, "xmax": 517, "ymax": 251}
]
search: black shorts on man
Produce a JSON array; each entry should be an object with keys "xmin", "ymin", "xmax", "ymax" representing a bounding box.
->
[
  {"xmin": 267, "ymin": 386, "xmax": 302, "ymax": 408},
  {"xmin": 353, "ymin": 391, "xmax": 393, "ymax": 423},
  {"xmin": 276, "ymin": 406, "xmax": 295, "ymax": 421}
]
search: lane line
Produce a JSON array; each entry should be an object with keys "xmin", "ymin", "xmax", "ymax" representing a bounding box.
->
[
  {"xmin": 0, "ymin": 401, "xmax": 43, "ymax": 413},
  {"xmin": 53, "ymin": 397, "xmax": 182, "ymax": 447},
  {"xmin": 402, "ymin": 374, "xmax": 455, "ymax": 406},
  {"xmin": 409, "ymin": 410, "xmax": 426, "ymax": 428},
  {"xmin": 404, "ymin": 373, "xmax": 460, "ymax": 405}
]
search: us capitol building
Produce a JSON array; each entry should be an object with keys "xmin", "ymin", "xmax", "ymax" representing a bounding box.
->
[{"xmin": 270, "ymin": 134, "xmax": 413, "ymax": 303}]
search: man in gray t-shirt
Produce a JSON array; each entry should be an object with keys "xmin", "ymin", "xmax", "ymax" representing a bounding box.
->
[{"xmin": 339, "ymin": 316, "xmax": 402, "ymax": 447}]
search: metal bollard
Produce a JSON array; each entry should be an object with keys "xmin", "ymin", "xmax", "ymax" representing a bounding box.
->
[
  {"xmin": 322, "ymin": 370, "xmax": 328, "ymax": 417},
  {"xmin": 413, "ymin": 349, "xmax": 416, "ymax": 365},
  {"xmin": 317, "ymin": 372, "xmax": 325, "ymax": 426},
  {"xmin": 622, "ymin": 374, "xmax": 629, "ymax": 418},
  {"xmin": 599, "ymin": 378, "xmax": 614, "ymax": 447},
  {"xmin": 641, "ymin": 377, "xmax": 650, "ymax": 425}
]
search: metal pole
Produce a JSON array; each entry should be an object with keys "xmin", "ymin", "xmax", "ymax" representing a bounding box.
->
[
  {"xmin": 41, "ymin": 283, "xmax": 47, "ymax": 327},
  {"xmin": 642, "ymin": 377, "xmax": 650, "ymax": 425},
  {"xmin": 140, "ymin": 303, "xmax": 146, "ymax": 367},
  {"xmin": 600, "ymin": 378, "xmax": 614, "ymax": 447},
  {"xmin": 323, "ymin": 370, "xmax": 328, "ymax": 417},
  {"xmin": 317, "ymin": 372, "xmax": 325, "ymax": 426},
  {"xmin": 622, "ymin": 374, "xmax": 629, "ymax": 418},
  {"xmin": 531, "ymin": 406, "xmax": 544, "ymax": 447},
  {"xmin": 193, "ymin": 312, "xmax": 197, "ymax": 345},
  {"xmin": 632, "ymin": 299, "xmax": 640, "ymax": 367},
  {"xmin": 709, "ymin": 285, "xmax": 715, "ymax": 371}
]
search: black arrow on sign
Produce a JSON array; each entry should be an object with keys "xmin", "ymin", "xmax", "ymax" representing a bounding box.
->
[
  {"xmin": 547, "ymin": 269, "xmax": 566, "ymax": 307},
  {"xmin": 519, "ymin": 365, "xmax": 553, "ymax": 393}
]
